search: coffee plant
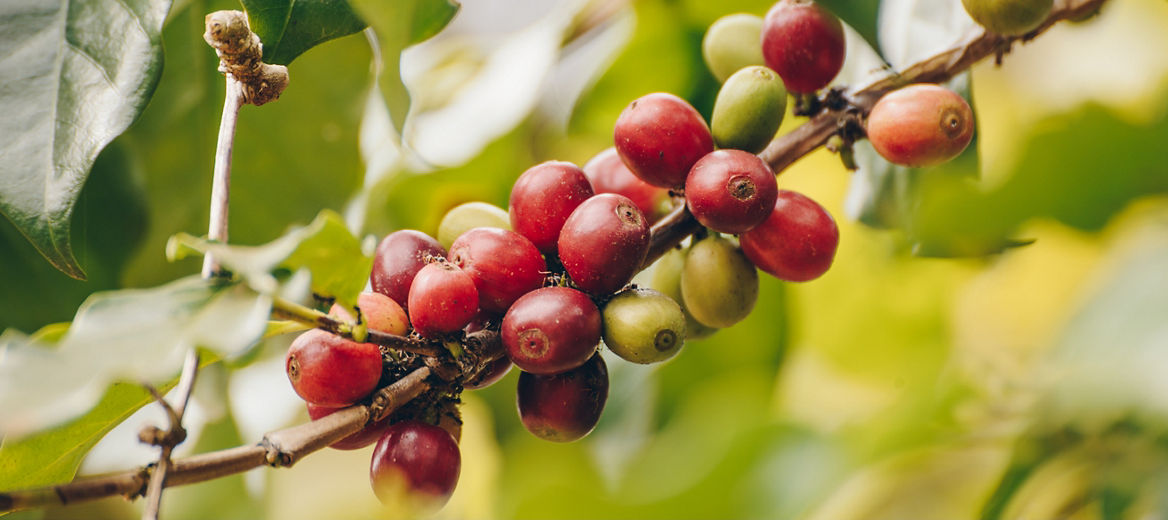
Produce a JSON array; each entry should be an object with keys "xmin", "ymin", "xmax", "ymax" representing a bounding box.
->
[{"xmin": 4, "ymin": 0, "xmax": 1168, "ymax": 518}]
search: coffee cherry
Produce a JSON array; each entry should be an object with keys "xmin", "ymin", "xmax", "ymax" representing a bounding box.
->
[
  {"xmin": 962, "ymin": 0, "xmax": 1053, "ymax": 35},
  {"xmin": 437, "ymin": 201, "xmax": 511, "ymax": 249},
  {"xmin": 602, "ymin": 288, "xmax": 686, "ymax": 364},
  {"xmin": 558, "ymin": 194, "xmax": 650, "ymax": 295},
  {"xmin": 702, "ymin": 13, "xmax": 767, "ymax": 83},
  {"xmin": 370, "ymin": 230, "xmax": 447, "ymax": 310},
  {"xmin": 464, "ymin": 356, "xmax": 513, "ymax": 390},
  {"xmin": 740, "ymin": 190, "xmax": 838, "ymax": 282},
  {"xmin": 286, "ymin": 329, "xmax": 383, "ymax": 407},
  {"xmin": 761, "ymin": 0, "xmax": 846, "ymax": 94},
  {"xmin": 710, "ymin": 66, "xmax": 787, "ymax": 154},
  {"xmin": 866, "ymin": 84, "xmax": 975, "ymax": 168},
  {"xmin": 329, "ymin": 292, "xmax": 410, "ymax": 336},
  {"xmin": 502, "ymin": 287, "xmax": 601, "ymax": 375},
  {"xmin": 685, "ymin": 150, "xmax": 779, "ymax": 234},
  {"xmin": 370, "ymin": 420, "xmax": 461, "ymax": 511},
  {"xmin": 516, "ymin": 353, "xmax": 608, "ymax": 442},
  {"xmin": 582, "ymin": 147, "xmax": 672, "ymax": 223},
  {"xmin": 614, "ymin": 92, "xmax": 715, "ymax": 189},
  {"xmin": 407, "ymin": 261, "xmax": 479, "ymax": 337},
  {"xmin": 307, "ymin": 403, "xmax": 391, "ymax": 451},
  {"xmin": 681, "ymin": 235, "xmax": 759, "ymax": 328},
  {"xmin": 508, "ymin": 161, "xmax": 595, "ymax": 255},
  {"xmin": 448, "ymin": 228, "xmax": 546, "ymax": 316},
  {"xmin": 650, "ymin": 248, "xmax": 718, "ymax": 340}
]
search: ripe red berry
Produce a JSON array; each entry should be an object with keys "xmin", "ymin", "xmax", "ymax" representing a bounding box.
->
[
  {"xmin": 329, "ymin": 292, "xmax": 410, "ymax": 336},
  {"xmin": 286, "ymin": 329, "xmax": 383, "ymax": 407},
  {"xmin": 740, "ymin": 190, "xmax": 839, "ymax": 282},
  {"xmin": 407, "ymin": 261, "xmax": 479, "ymax": 337},
  {"xmin": 582, "ymin": 147, "xmax": 671, "ymax": 223},
  {"xmin": 866, "ymin": 84, "xmax": 975, "ymax": 168},
  {"xmin": 685, "ymin": 150, "xmax": 779, "ymax": 234},
  {"xmin": 502, "ymin": 286, "xmax": 601, "ymax": 375},
  {"xmin": 517, "ymin": 353, "xmax": 608, "ymax": 442},
  {"xmin": 448, "ymin": 228, "xmax": 547, "ymax": 316},
  {"xmin": 614, "ymin": 92, "xmax": 714, "ymax": 189},
  {"xmin": 508, "ymin": 161, "xmax": 595, "ymax": 255},
  {"xmin": 370, "ymin": 420, "xmax": 461, "ymax": 511},
  {"xmin": 370, "ymin": 230, "xmax": 447, "ymax": 309},
  {"xmin": 558, "ymin": 194, "xmax": 650, "ymax": 295},
  {"xmin": 761, "ymin": 0, "xmax": 846, "ymax": 94},
  {"xmin": 307, "ymin": 403, "xmax": 392, "ymax": 451}
]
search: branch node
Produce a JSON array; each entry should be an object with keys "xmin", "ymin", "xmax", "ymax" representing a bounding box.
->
[{"xmin": 203, "ymin": 10, "xmax": 289, "ymax": 106}]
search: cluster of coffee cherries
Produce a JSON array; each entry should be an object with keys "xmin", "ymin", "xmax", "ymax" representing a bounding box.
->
[{"xmin": 279, "ymin": 0, "xmax": 993, "ymax": 513}]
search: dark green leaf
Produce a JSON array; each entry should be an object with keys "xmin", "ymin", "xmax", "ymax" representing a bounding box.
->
[
  {"xmin": 0, "ymin": 0, "xmax": 170, "ymax": 279},
  {"xmin": 348, "ymin": 0, "xmax": 460, "ymax": 132},
  {"xmin": 240, "ymin": 0, "xmax": 367, "ymax": 65}
]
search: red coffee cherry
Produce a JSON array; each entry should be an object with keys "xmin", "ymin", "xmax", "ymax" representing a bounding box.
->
[
  {"xmin": 558, "ymin": 194, "xmax": 650, "ymax": 295},
  {"xmin": 370, "ymin": 420, "xmax": 461, "ymax": 511},
  {"xmin": 448, "ymin": 228, "xmax": 547, "ymax": 316},
  {"xmin": 407, "ymin": 261, "xmax": 479, "ymax": 337},
  {"xmin": 614, "ymin": 92, "xmax": 715, "ymax": 189},
  {"xmin": 582, "ymin": 147, "xmax": 671, "ymax": 223},
  {"xmin": 307, "ymin": 403, "xmax": 392, "ymax": 451},
  {"xmin": 508, "ymin": 161, "xmax": 595, "ymax": 255},
  {"xmin": 329, "ymin": 292, "xmax": 410, "ymax": 336},
  {"xmin": 285, "ymin": 329, "xmax": 383, "ymax": 407},
  {"xmin": 370, "ymin": 230, "xmax": 447, "ymax": 309},
  {"xmin": 516, "ymin": 352, "xmax": 609, "ymax": 442},
  {"xmin": 685, "ymin": 150, "xmax": 779, "ymax": 234},
  {"xmin": 740, "ymin": 190, "xmax": 839, "ymax": 282},
  {"xmin": 502, "ymin": 286, "xmax": 601, "ymax": 375},
  {"xmin": 866, "ymin": 84, "xmax": 975, "ymax": 168},
  {"xmin": 761, "ymin": 0, "xmax": 846, "ymax": 94}
]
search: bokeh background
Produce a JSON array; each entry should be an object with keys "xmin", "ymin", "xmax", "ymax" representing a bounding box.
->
[{"xmin": 4, "ymin": 0, "xmax": 1168, "ymax": 518}]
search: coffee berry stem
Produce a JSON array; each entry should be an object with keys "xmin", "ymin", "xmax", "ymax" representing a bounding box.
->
[{"xmin": 270, "ymin": 297, "xmax": 446, "ymax": 358}]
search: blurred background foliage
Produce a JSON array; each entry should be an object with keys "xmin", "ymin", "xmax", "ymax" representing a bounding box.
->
[{"xmin": 4, "ymin": 0, "xmax": 1168, "ymax": 518}]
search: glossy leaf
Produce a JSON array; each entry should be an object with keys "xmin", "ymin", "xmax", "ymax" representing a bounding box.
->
[
  {"xmin": 167, "ymin": 209, "xmax": 371, "ymax": 307},
  {"xmin": 240, "ymin": 0, "xmax": 367, "ymax": 65},
  {"xmin": 0, "ymin": 0, "xmax": 170, "ymax": 279}
]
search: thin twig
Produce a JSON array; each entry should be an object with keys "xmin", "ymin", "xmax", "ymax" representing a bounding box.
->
[
  {"xmin": 201, "ymin": 79, "xmax": 244, "ymax": 278},
  {"xmin": 140, "ymin": 349, "xmax": 200, "ymax": 520},
  {"xmin": 269, "ymin": 297, "xmax": 448, "ymax": 357}
]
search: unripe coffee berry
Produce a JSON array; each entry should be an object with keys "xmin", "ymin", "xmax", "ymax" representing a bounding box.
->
[
  {"xmin": 761, "ymin": 0, "xmax": 846, "ymax": 94},
  {"xmin": 962, "ymin": 0, "xmax": 1053, "ymax": 36},
  {"xmin": 370, "ymin": 230, "xmax": 447, "ymax": 309},
  {"xmin": 681, "ymin": 234, "xmax": 759, "ymax": 329},
  {"xmin": 711, "ymin": 66, "xmax": 787, "ymax": 153},
  {"xmin": 866, "ymin": 84, "xmax": 975, "ymax": 168},
  {"xmin": 685, "ymin": 150, "xmax": 779, "ymax": 234},
  {"xmin": 702, "ymin": 13, "xmax": 767, "ymax": 83},
  {"xmin": 286, "ymin": 329, "xmax": 383, "ymax": 407},
  {"xmin": 449, "ymin": 228, "xmax": 546, "ymax": 316},
  {"xmin": 602, "ymin": 287, "xmax": 686, "ymax": 364},
  {"xmin": 436, "ymin": 201, "xmax": 511, "ymax": 250},
  {"xmin": 740, "ymin": 190, "xmax": 838, "ymax": 282},
  {"xmin": 614, "ymin": 92, "xmax": 714, "ymax": 189},
  {"xmin": 407, "ymin": 261, "xmax": 479, "ymax": 337},
  {"xmin": 516, "ymin": 353, "xmax": 608, "ymax": 442},
  {"xmin": 650, "ymin": 248, "xmax": 718, "ymax": 340},
  {"xmin": 509, "ymin": 161, "xmax": 595, "ymax": 255},
  {"xmin": 558, "ymin": 194, "xmax": 650, "ymax": 295},
  {"xmin": 329, "ymin": 292, "xmax": 410, "ymax": 336},
  {"xmin": 502, "ymin": 286, "xmax": 601, "ymax": 375}
]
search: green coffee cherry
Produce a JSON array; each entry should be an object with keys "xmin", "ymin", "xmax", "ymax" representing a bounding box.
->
[
  {"xmin": 711, "ymin": 66, "xmax": 787, "ymax": 154},
  {"xmin": 681, "ymin": 234, "xmax": 758, "ymax": 328},
  {"xmin": 961, "ymin": 0, "xmax": 1053, "ymax": 36},
  {"xmin": 436, "ymin": 201, "xmax": 511, "ymax": 249},
  {"xmin": 650, "ymin": 247, "xmax": 718, "ymax": 339},
  {"xmin": 702, "ymin": 14, "xmax": 767, "ymax": 83},
  {"xmin": 602, "ymin": 288, "xmax": 686, "ymax": 364}
]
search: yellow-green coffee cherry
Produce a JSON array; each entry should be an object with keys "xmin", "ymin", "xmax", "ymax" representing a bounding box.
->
[
  {"xmin": 436, "ymin": 201, "xmax": 511, "ymax": 249},
  {"xmin": 702, "ymin": 13, "xmax": 767, "ymax": 83},
  {"xmin": 961, "ymin": 0, "xmax": 1054, "ymax": 36},
  {"xmin": 650, "ymin": 247, "xmax": 718, "ymax": 339},
  {"xmin": 680, "ymin": 234, "xmax": 759, "ymax": 328},
  {"xmin": 711, "ymin": 66, "xmax": 787, "ymax": 154},
  {"xmin": 602, "ymin": 287, "xmax": 686, "ymax": 364}
]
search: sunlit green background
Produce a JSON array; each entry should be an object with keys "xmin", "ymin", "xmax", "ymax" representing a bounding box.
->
[{"xmin": 5, "ymin": 0, "xmax": 1168, "ymax": 518}]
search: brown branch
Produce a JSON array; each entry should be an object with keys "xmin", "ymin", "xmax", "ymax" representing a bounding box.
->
[
  {"xmin": 269, "ymin": 297, "xmax": 447, "ymax": 357},
  {"xmin": 140, "ymin": 349, "xmax": 200, "ymax": 520}
]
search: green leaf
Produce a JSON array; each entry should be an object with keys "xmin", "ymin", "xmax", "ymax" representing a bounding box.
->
[
  {"xmin": 167, "ymin": 209, "xmax": 371, "ymax": 307},
  {"xmin": 240, "ymin": 0, "xmax": 367, "ymax": 65},
  {"xmin": 348, "ymin": 0, "xmax": 460, "ymax": 132},
  {"xmin": 0, "ymin": 277, "xmax": 268, "ymax": 437},
  {"xmin": 0, "ymin": 0, "xmax": 170, "ymax": 279}
]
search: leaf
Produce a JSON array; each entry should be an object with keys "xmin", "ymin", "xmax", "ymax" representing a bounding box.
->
[
  {"xmin": 0, "ymin": 0, "xmax": 170, "ymax": 279},
  {"xmin": 0, "ymin": 277, "xmax": 269, "ymax": 437},
  {"xmin": 347, "ymin": 0, "xmax": 460, "ymax": 132},
  {"xmin": 240, "ymin": 0, "xmax": 367, "ymax": 65},
  {"xmin": 167, "ymin": 209, "xmax": 372, "ymax": 307}
]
